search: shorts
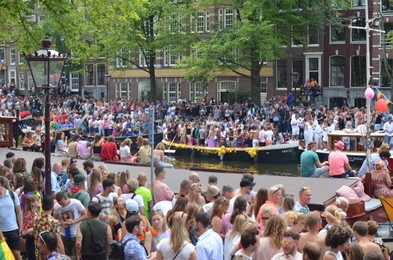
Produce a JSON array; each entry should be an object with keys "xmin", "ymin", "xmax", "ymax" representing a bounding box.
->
[
  {"xmin": 199, "ymin": 139, "xmax": 205, "ymax": 145},
  {"xmin": 292, "ymin": 128, "xmax": 299, "ymax": 135},
  {"xmin": 3, "ymin": 229, "xmax": 20, "ymax": 251}
]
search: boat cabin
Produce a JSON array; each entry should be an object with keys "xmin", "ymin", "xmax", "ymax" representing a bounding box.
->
[
  {"xmin": 328, "ymin": 130, "xmax": 385, "ymax": 153},
  {"xmin": 0, "ymin": 117, "xmax": 16, "ymax": 147}
]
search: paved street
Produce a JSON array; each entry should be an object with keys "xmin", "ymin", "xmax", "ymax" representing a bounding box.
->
[{"xmin": 0, "ymin": 148, "xmax": 357, "ymax": 205}]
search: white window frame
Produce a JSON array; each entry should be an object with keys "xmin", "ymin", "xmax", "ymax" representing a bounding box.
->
[
  {"xmin": 163, "ymin": 82, "xmax": 181, "ymax": 103},
  {"xmin": 9, "ymin": 69, "xmax": 16, "ymax": 86},
  {"xmin": 116, "ymin": 48, "xmax": 130, "ymax": 68},
  {"xmin": 70, "ymin": 72, "xmax": 79, "ymax": 91},
  {"xmin": 350, "ymin": 55, "xmax": 366, "ymax": 87},
  {"xmin": 189, "ymin": 82, "xmax": 207, "ymax": 102},
  {"xmin": 10, "ymin": 49, "xmax": 16, "ymax": 65},
  {"xmin": 19, "ymin": 72, "xmax": 25, "ymax": 90},
  {"xmin": 85, "ymin": 63, "xmax": 94, "ymax": 86},
  {"xmin": 18, "ymin": 52, "xmax": 24, "ymax": 65},
  {"xmin": 96, "ymin": 64, "xmax": 106, "ymax": 85},
  {"xmin": 0, "ymin": 48, "xmax": 5, "ymax": 61},
  {"xmin": 138, "ymin": 81, "xmax": 151, "ymax": 100},
  {"xmin": 218, "ymin": 8, "xmax": 235, "ymax": 30},
  {"xmin": 27, "ymin": 72, "xmax": 33, "ymax": 91},
  {"xmin": 330, "ymin": 55, "xmax": 345, "ymax": 87},
  {"xmin": 304, "ymin": 53, "xmax": 322, "ymax": 87},
  {"xmin": 217, "ymin": 81, "xmax": 238, "ymax": 102},
  {"xmin": 116, "ymin": 82, "xmax": 130, "ymax": 100},
  {"xmin": 351, "ymin": 18, "xmax": 366, "ymax": 43},
  {"xmin": 330, "ymin": 24, "xmax": 345, "ymax": 44},
  {"xmin": 164, "ymin": 46, "xmax": 182, "ymax": 67}
]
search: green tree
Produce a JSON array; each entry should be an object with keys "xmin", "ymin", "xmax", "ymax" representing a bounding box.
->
[{"xmin": 185, "ymin": 0, "xmax": 349, "ymax": 102}]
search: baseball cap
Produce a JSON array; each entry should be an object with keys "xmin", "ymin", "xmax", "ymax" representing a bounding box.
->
[
  {"xmin": 240, "ymin": 179, "xmax": 256, "ymax": 188},
  {"xmin": 6, "ymin": 152, "xmax": 15, "ymax": 159},
  {"xmin": 126, "ymin": 199, "xmax": 139, "ymax": 213}
]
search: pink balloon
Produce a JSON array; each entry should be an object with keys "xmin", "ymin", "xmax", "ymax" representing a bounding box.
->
[{"xmin": 364, "ymin": 88, "xmax": 375, "ymax": 100}]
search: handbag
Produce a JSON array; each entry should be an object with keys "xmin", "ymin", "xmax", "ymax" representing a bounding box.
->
[{"xmin": 87, "ymin": 221, "xmax": 105, "ymax": 252}]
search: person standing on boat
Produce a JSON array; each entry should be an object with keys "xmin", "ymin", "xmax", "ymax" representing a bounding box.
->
[
  {"xmin": 300, "ymin": 142, "xmax": 329, "ymax": 177},
  {"xmin": 328, "ymin": 141, "xmax": 356, "ymax": 178},
  {"xmin": 383, "ymin": 116, "xmax": 393, "ymax": 147}
]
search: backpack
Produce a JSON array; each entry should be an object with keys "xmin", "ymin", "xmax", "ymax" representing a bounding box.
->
[{"xmin": 109, "ymin": 238, "xmax": 132, "ymax": 260}]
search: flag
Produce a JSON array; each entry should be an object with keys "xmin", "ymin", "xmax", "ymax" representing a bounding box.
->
[{"xmin": 377, "ymin": 91, "xmax": 383, "ymax": 99}]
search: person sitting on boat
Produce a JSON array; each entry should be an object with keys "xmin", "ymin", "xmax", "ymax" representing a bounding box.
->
[
  {"xmin": 54, "ymin": 132, "xmax": 68, "ymax": 157},
  {"xmin": 358, "ymin": 143, "xmax": 390, "ymax": 178},
  {"xmin": 328, "ymin": 140, "xmax": 356, "ymax": 178},
  {"xmin": 100, "ymin": 135, "xmax": 119, "ymax": 161},
  {"xmin": 300, "ymin": 142, "xmax": 329, "ymax": 178},
  {"xmin": 138, "ymin": 138, "xmax": 152, "ymax": 164},
  {"xmin": 369, "ymin": 159, "xmax": 393, "ymax": 198},
  {"xmin": 153, "ymin": 142, "xmax": 174, "ymax": 168},
  {"xmin": 383, "ymin": 116, "xmax": 393, "ymax": 148},
  {"xmin": 119, "ymin": 138, "xmax": 138, "ymax": 163},
  {"xmin": 21, "ymin": 131, "xmax": 40, "ymax": 152}
]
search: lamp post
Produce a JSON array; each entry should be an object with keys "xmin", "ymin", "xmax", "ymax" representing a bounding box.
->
[
  {"xmin": 24, "ymin": 36, "xmax": 67, "ymax": 195},
  {"xmin": 105, "ymin": 73, "xmax": 111, "ymax": 102},
  {"xmin": 348, "ymin": 1, "xmax": 384, "ymax": 172},
  {"xmin": 291, "ymin": 72, "xmax": 299, "ymax": 106},
  {"xmin": 346, "ymin": 88, "xmax": 350, "ymax": 107}
]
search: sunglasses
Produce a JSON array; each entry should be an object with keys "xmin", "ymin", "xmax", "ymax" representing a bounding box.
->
[
  {"xmin": 261, "ymin": 217, "xmax": 270, "ymax": 220},
  {"xmin": 39, "ymin": 230, "xmax": 49, "ymax": 245},
  {"xmin": 300, "ymin": 187, "xmax": 310, "ymax": 193},
  {"xmin": 281, "ymin": 241, "xmax": 294, "ymax": 247}
]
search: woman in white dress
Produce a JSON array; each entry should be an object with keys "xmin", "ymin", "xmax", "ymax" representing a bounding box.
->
[
  {"xmin": 156, "ymin": 215, "xmax": 196, "ymax": 260},
  {"xmin": 304, "ymin": 120, "xmax": 314, "ymax": 148}
]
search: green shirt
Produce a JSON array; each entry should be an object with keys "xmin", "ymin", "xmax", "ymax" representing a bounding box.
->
[
  {"xmin": 300, "ymin": 150, "xmax": 319, "ymax": 177},
  {"xmin": 135, "ymin": 186, "xmax": 153, "ymax": 220}
]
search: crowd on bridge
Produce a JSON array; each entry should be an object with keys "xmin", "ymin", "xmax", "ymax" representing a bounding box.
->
[{"xmin": 0, "ymin": 151, "xmax": 390, "ymax": 260}]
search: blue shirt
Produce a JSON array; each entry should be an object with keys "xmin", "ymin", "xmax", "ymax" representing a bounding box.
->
[
  {"xmin": 0, "ymin": 189, "xmax": 20, "ymax": 232},
  {"xmin": 294, "ymin": 201, "xmax": 310, "ymax": 215},
  {"xmin": 196, "ymin": 229, "xmax": 223, "ymax": 260},
  {"xmin": 123, "ymin": 233, "xmax": 147, "ymax": 260}
]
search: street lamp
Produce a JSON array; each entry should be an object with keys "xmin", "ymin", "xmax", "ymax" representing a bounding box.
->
[
  {"xmin": 348, "ymin": 1, "xmax": 384, "ymax": 172},
  {"xmin": 105, "ymin": 73, "xmax": 111, "ymax": 102},
  {"xmin": 24, "ymin": 36, "xmax": 67, "ymax": 195},
  {"xmin": 346, "ymin": 88, "xmax": 350, "ymax": 107},
  {"xmin": 291, "ymin": 72, "xmax": 299, "ymax": 106}
]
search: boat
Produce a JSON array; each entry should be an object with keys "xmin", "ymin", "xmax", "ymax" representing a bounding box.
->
[
  {"xmin": 315, "ymin": 130, "xmax": 385, "ymax": 165},
  {"xmin": 82, "ymin": 132, "xmax": 164, "ymax": 151},
  {"xmin": 161, "ymin": 139, "xmax": 300, "ymax": 163}
]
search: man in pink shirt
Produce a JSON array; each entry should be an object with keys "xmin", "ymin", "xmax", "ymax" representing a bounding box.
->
[
  {"xmin": 257, "ymin": 185, "xmax": 282, "ymax": 224},
  {"xmin": 328, "ymin": 141, "xmax": 356, "ymax": 178},
  {"xmin": 152, "ymin": 166, "xmax": 175, "ymax": 203}
]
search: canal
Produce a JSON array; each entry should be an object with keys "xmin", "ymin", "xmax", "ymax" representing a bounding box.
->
[{"xmin": 166, "ymin": 154, "xmax": 300, "ymax": 176}]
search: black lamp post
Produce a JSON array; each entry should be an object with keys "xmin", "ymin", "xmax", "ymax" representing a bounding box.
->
[
  {"xmin": 105, "ymin": 73, "xmax": 111, "ymax": 102},
  {"xmin": 346, "ymin": 88, "xmax": 350, "ymax": 107},
  {"xmin": 24, "ymin": 36, "xmax": 67, "ymax": 195},
  {"xmin": 291, "ymin": 72, "xmax": 300, "ymax": 106}
]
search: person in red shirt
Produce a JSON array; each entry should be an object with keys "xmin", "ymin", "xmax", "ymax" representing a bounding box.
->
[{"xmin": 100, "ymin": 136, "xmax": 119, "ymax": 161}]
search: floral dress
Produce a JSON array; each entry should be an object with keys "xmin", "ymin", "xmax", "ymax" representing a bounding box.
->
[{"xmin": 371, "ymin": 169, "xmax": 393, "ymax": 198}]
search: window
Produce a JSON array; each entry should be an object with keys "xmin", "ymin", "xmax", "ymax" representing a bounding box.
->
[
  {"xmin": 330, "ymin": 23, "xmax": 345, "ymax": 42},
  {"xmin": 382, "ymin": 23, "xmax": 393, "ymax": 46},
  {"xmin": 116, "ymin": 82, "xmax": 130, "ymax": 100},
  {"xmin": 382, "ymin": 0, "xmax": 393, "ymax": 12},
  {"xmin": 276, "ymin": 59, "xmax": 288, "ymax": 89},
  {"xmin": 9, "ymin": 69, "xmax": 16, "ymax": 86},
  {"xmin": 292, "ymin": 26, "xmax": 302, "ymax": 46},
  {"xmin": 217, "ymin": 81, "xmax": 238, "ymax": 102},
  {"xmin": 163, "ymin": 82, "xmax": 181, "ymax": 103},
  {"xmin": 0, "ymin": 48, "xmax": 4, "ymax": 61},
  {"xmin": 27, "ymin": 72, "xmax": 33, "ymax": 90},
  {"xmin": 168, "ymin": 14, "xmax": 183, "ymax": 33},
  {"xmin": 18, "ymin": 52, "xmax": 23, "ymax": 65},
  {"xmin": 85, "ymin": 64, "xmax": 94, "ymax": 85},
  {"xmin": 351, "ymin": 18, "xmax": 366, "ymax": 42},
  {"xmin": 221, "ymin": 48, "xmax": 239, "ymax": 64},
  {"xmin": 307, "ymin": 26, "xmax": 319, "ymax": 45},
  {"xmin": 352, "ymin": 0, "xmax": 365, "ymax": 7},
  {"xmin": 138, "ymin": 81, "xmax": 151, "ymax": 101},
  {"xmin": 308, "ymin": 57, "xmax": 320, "ymax": 83},
  {"xmin": 330, "ymin": 56, "xmax": 345, "ymax": 87},
  {"xmin": 189, "ymin": 82, "xmax": 207, "ymax": 102},
  {"xmin": 70, "ymin": 72, "xmax": 79, "ymax": 91},
  {"xmin": 351, "ymin": 56, "xmax": 366, "ymax": 87},
  {"xmin": 139, "ymin": 50, "xmax": 156, "ymax": 67},
  {"xmin": 97, "ymin": 64, "xmax": 105, "ymax": 85},
  {"xmin": 10, "ymin": 49, "xmax": 16, "ymax": 65},
  {"xmin": 218, "ymin": 8, "xmax": 235, "ymax": 30},
  {"xmin": 19, "ymin": 72, "xmax": 25, "ymax": 90},
  {"xmin": 164, "ymin": 46, "xmax": 182, "ymax": 66},
  {"xmin": 116, "ymin": 49, "xmax": 130, "ymax": 68}
]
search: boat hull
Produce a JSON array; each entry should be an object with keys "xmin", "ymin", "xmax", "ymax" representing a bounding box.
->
[{"xmin": 162, "ymin": 140, "xmax": 300, "ymax": 164}]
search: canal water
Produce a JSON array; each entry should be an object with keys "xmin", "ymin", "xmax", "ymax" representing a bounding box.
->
[{"xmin": 166, "ymin": 154, "xmax": 300, "ymax": 176}]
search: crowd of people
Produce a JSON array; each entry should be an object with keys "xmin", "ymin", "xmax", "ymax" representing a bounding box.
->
[{"xmin": 0, "ymin": 151, "xmax": 389, "ymax": 260}]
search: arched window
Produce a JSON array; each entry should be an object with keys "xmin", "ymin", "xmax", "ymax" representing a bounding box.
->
[{"xmin": 351, "ymin": 56, "xmax": 366, "ymax": 87}]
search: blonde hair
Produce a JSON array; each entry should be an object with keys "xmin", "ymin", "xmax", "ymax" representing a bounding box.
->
[
  {"xmin": 325, "ymin": 205, "xmax": 342, "ymax": 222},
  {"xmin": 26, "ymin": 194, "xmax": 39, "ymax": 213},
  {"xmin": 284, "ymin": 211, "xmax": 306, "ymax": 227},
  {"xmin": 228, "ymin": 214, "xmax": 249, "ymax": 240},
  {"xmin": 155, "ymin": 142, "xmax": 165, "ymax": 151},
  {"xmin": 88, "ymin": 168, "xmax": 102, "ymax": 195},
  {"xmin": 121, "ymin": 138, "xmax": 132, "ymax": 147},
  {"xmin": 378, "ymin": 143, "xmax": 390, "ymax": 153},
  {"xmin": 151, "ymin": 209, "xmax": 168, "ymax": 232},
  {"xmin": 119, "ymin": 170, "xmax": 130, "ymax": 188},
  {"xmin": 126, "ymin": 178, "xmax": 139, "ymax": 193},
  {"xmin": 169, "ymin": 215, "xmax": 189, "ymax": 253},
  {"xmin": 263, "ymin": 215, "xmax": 287, "ymax": 249}
]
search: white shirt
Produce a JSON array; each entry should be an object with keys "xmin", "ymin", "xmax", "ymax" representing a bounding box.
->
[
  {"xmin": 196, "ymin": 229, "xmax": 223, "ymax": 260},
  {"xmin": 157, "ymin": 239, "xmax": 195, "ymax": 260},
  {"xmin": 120, "ymin": 193, "xmax": 144, "ymax": 208},
  {"xmin": 271, "ymin": 252, "xmax": 303, "ymax": 260},
  {"xmin": 53, "ymin": 199, "xmax": 85, "ymax": 237},
  {"xmin": 383, "ymin": 121, "xmax": 393, "ymax": 137}
]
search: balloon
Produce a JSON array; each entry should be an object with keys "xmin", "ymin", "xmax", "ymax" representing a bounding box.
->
[
  {"xmin": 376, "ymin": 99, "xmax": 388, "ymax": 112},
  {"xmin": 364, "ymin": 88, "xmax": 374, "ymax": 100}
]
